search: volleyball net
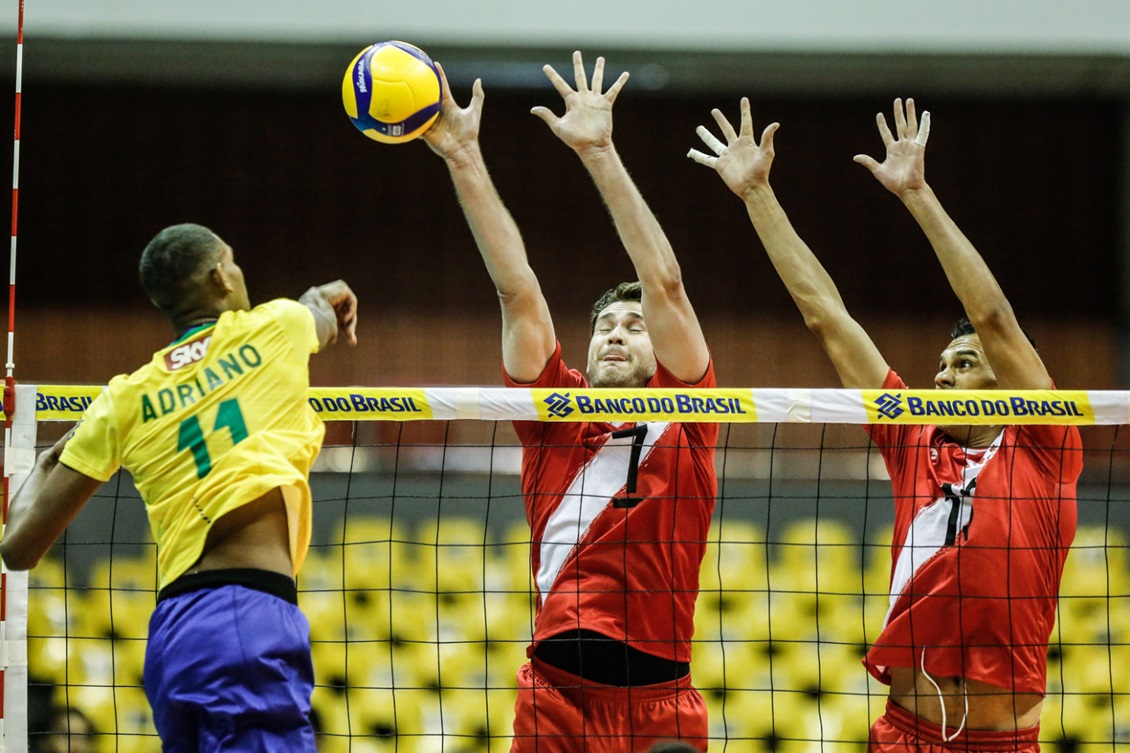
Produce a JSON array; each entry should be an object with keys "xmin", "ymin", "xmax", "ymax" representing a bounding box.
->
[{"xmin": 4, "ymin": 383, "xmax": 1130, "ymax": 752}]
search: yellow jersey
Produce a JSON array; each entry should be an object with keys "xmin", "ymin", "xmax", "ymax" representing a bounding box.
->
[{"xmin": 61, "ymin": 299, "xmax": 324, "ymax": 590}]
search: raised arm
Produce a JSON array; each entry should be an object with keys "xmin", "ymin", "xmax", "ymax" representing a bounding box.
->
[
  {"xmin": 854, "ymin": 98, "xmax": 1050, "ymax": 390},
  {"xmin": 299, "ymin": 280, "xmax": 358, "ymax": 350},
  {"xmin": 688, "ymin": 98, "xmax": 888, "ymax": 388},
  {"xmin": 1, "ymin": 432, "xmax": 102, "ymax": 570},
  {"xmin": 532, "ymin": 52, "xmax": 709, "ymax": 384},
  {"xmin": 423, "ymin": 64, "xmax": 555, "ymax": 383}
]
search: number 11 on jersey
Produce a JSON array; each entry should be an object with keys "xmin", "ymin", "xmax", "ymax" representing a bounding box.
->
[{"xmin": 177, "ymin": 398, "xmax": 249, "ymax": 478}]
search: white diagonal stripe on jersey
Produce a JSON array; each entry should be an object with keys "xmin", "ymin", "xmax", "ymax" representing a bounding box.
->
[
  {"xmin": 536, "ymin": 422, "xmax": 671, "ymax": 602},
  {"xmin": 883, "ymin": 434, "xmax": 1002, "ymax": 628}
]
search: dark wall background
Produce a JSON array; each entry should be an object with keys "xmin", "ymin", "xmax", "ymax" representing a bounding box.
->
[{"xmin": 3, "ymin": 69, "xmax": 1124, "ymax": 390}]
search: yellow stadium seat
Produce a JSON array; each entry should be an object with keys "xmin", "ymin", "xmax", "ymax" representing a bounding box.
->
[
  {"xmin": 313, "ymin": 684, "xmax": 426, "ymax": 753},
  {"xmin": 81, "ymin": 556, "xmax": 158, "ymax": 643},
  {"xmin": 777, "ymin": 640, "xmax": 867, "ymax": 697},
  {"xmin": 700, "ymin": 519, "xmax": 769, "ymax": 595},
  {"xmin": 307, "ymin": 587, "xmax": 438, "ymax": 646},
  {"xmin": 313, "ymin": 639, "xmax": 426, "ymax": 695},
  {"xmin": 1061, "ymin": 525, "xmax": 1130, "ymax": 600},
  {"xmin": 369, "ymin": 687, "xmax": 436, "ymax": 753},
  {"xmin": 64, "ymin": 636, "xmax": 118, "ymax": 689},
  {"xmin": 436, "ymin": 591, "xmax": 490, "ymax": 642},
  {"xmin": 298, "ymin": 546, "xmax": 347, "ymax": 592},
  {"xmin": 1040, "ymin": 690, "xmax": 1108, "ymax": 747},
  {"xmin": 481, "ymin": 589, "xmax": 535, "ymax": 644},
  {"xmin": 439, "ymin": 687, "xmax": 515, "ymax": 753},
  {"xmin": 28, "ymin": 576, "xmax": 86, "ymax": 641},
  {"xmin": 28, "ymin": 634, "xmax": 70, "ymax": 685},
  {"xmin": 485, "ymin": 638, "xmax": 529, "ymax": 689},
  {"xmin": 109, "ymin": 637, "xmax": 148, "ymax": 689},
  {"xmin": 715, "ymin": 687, "xmax": 823, "ymax": 753},
  {"xmin": 862, "ymin": 525, "xmax": 895, "ymax": 597},
  {"xmin": 495, "ymin": 520, "xmax": 534, "ymax": 592},
  {"xmin": 817, "ymin": 689, "xmax": 880, "ymax": 753},
  {"xmin": 102, "ymin": 686, "xmax": 157, "ymax": 753},
  {"xmin": 302, "ymin": 587, "xmax": 349, "ymax": 645},
  {"xmin": 408, "ymin": 639, "xmax": 492, "ymax": 692},
  {"xmin": 29, "ymin": 554, "xmax": 68, "ymax": 589},
  {"xmin": 773, "ymin": 518, "xmax": 864, "ymax": 602},
  {"xmin": 693, "ymin": 637, "xmax": 788, "ymax": 705},
  {"xmin": 410, "ymin": 517, "xmax": 494, "ymax": 595},
  {"xmin": 89, "ymin": 553, "xmax": 158, "ymax": 591},
  {"xmin": 328, "ymin": 515, "xmax": 417, "ymax": 594}
]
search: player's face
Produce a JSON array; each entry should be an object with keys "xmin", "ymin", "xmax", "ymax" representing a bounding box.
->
[
  {"xmin": 216, "ymin": 241, "xmax": 251, "ymax": 311},
  {"xmin": 934, "ymin": 334, "xmax": 999, "ymax": 390},
  {"xmin": 586, "ymin": 302, "xmax": 657, "ymax": 388}
]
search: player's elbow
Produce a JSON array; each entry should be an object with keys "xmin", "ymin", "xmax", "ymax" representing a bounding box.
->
[
  {"xmin": 640, "ymin": 276, "xmax": 691, "ymax": 314},
  {"xmin": 802, "ymin": 307, "xmax": 839, "ymax": 340},
  {"xmin": 496, "ymin": 280, "xmax": 547, "ymax": 316},
  {"xmin": 0, "ymin": 539, "xmax": 40, "ymax": 571}
]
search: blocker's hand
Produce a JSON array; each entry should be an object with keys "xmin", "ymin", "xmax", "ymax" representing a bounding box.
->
[
  {"xmin": 531, "ymin": 51, "xmax": 628, "ymax": 155},
  {"xmin": 853, "ymin": 97, "xmax": 931, "ymax": 198},
  {"xmin": 687, "ymin": 97, "xmax": 780, "ymax": 200},
  {"xmin": 423, "ymin": 62, "xmax": 484, "ymax": 164}
]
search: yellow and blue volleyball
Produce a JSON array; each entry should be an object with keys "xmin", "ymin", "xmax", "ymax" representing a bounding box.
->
[{"xmin": 342, "ymin": 41, "xmax": 442, "ymax": 144}]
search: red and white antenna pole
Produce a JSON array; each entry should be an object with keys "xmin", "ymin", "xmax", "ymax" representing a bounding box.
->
[
  {"xmin": 6, "ymin": 0, "xmax": 23, "ymax": 395},
  {"xmin": 2, "ymin": 0, "xmax": 27, "ymax": 744}
]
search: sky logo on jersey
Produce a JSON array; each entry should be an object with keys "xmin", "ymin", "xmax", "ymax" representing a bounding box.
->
[
  {"xmin": 874, "ymin": 392, "xmax": 904, "ymax": 420},
  {"xmin": 165, "ymin": 334, "xmax": 212, "ymax": 371},
  {"xmin": 544, "ymin": 392, "xmax": 574, "ymax": 418},
  {"xmin": 863, "ymin": 389, "xmax": 1095, "ymax": 424}
]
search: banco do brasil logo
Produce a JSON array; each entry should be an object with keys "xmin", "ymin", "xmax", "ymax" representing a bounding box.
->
[
  {"xmin": 875, "ymin": 392, "xmax": 904, "ymax": 420},
  {"xmin": 544, "ymin": 392, "xmax": 574, "ymax": 418}
]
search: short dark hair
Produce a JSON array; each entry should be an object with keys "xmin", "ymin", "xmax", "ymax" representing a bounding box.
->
[
  {"xmin": 950, "ymin": 316, "xmax": 1037, "ymax": 350},
  {"xmin": 139, "ymin": 223, "xmax": 223, "ymax": 313},
  {"xmin": 590, "ymin": 281, "xmax": 642, "ymax": 335}
]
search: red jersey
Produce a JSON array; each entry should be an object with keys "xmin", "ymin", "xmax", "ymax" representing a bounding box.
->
[
  {"xmin": 504, "ymin": 342, "xmax": 718, "ymax": 664},
  {"xmin": 864, "ymin": 370, "xmax": 1081, "ymax": 694}
]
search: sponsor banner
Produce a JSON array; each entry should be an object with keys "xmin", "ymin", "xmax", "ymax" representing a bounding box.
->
[
  {"xmin": 5, "ymin": 385, "xmax": 1109, "ymax": 425},
  {"xmin": 31, "ymin": 385, "xmax": 103, "ymax": 420},
  {"xmin": 862, "ymin": 389, "xmax": 1095, "ymax": 425},
  {"xmin": 533, "ymin": 388, "xmax": 756, "ymax": 423},
  {"xmin": 307, "ymin": 388, "xmax": 433, "ymax": 419}
]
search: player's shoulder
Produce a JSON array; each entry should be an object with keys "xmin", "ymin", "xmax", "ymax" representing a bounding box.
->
[
  {"xmin": 113, "ymin": 355, "xmax": 165, "ymax": 391},
  {"xmin": 245, "ymin": 298, "xmax": 311, "ymax": 324},
  {"xmin": 221, "ymin": 298, "xmax": 315, "ymax": 338}
]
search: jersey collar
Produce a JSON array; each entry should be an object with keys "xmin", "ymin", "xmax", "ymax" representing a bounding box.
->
[{"xmin": 170, "ymin": 320, "xmax": 218, "ymax": 347}]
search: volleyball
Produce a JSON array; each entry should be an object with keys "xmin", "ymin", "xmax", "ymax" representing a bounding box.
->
[{"xmin": 342, "ymin": 41, "xmax": 442, "ymax": 144}]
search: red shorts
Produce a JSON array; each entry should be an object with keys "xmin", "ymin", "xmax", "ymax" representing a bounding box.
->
[
  {"xmin": 869, "ymin": 699, "xmax": 1041, "ymax": 752},
  {"xmin": 510, "ymin": 657, "xmax": 708, "ymax": 753}
]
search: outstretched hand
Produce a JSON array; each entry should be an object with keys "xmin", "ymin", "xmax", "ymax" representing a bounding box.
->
[
  {"xmin": 687, "ymin": 97, "xmax": 780, "ymax": 200},
  {"xmin": 853, "ymin": 97, "xmax": 931, "ymax": 197},
  {"xmin": 423, "ymin": 62, "xmax": 485, "ymax": 163},
  {"xmin": 531, "ymin": 51, "xmax": 629, "ymax": 154}
]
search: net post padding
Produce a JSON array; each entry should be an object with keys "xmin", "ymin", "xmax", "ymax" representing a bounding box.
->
[{"xmin": 2, "ymin": 385, "xmax": 39, "ymax": 751}]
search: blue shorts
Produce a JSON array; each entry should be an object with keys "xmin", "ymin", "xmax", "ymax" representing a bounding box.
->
[{"xmin": 144, "ymin": 569, "xmax": 316, "ymax": 753}]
